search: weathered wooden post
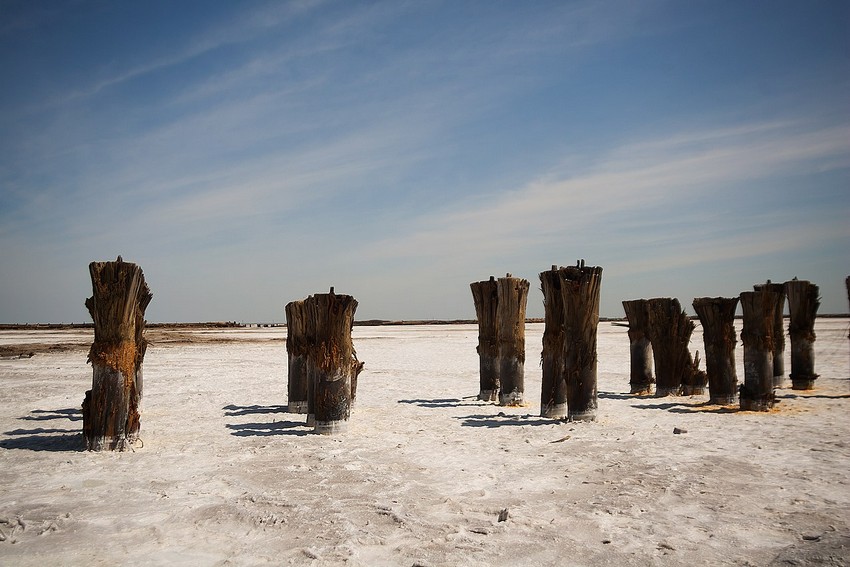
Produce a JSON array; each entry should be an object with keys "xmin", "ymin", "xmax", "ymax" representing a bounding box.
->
[
  {"xmin": 285, "ymin": 300, "xmax": 310, "ymax": 413},
  {"xmin": 82, "ymin": 257, "xmax": 152, "ymax": 451},
  {"xmin": 559, "ymin": 261, "xmax": 603, "ymax": 421},
  {"xmin": 310, "ymin": 288, "xmax": 362, "ymax": 434},
  {"xmin": 540, "ymin": 266, "xmax": 567, "ymax": 418},
  {"xmin": 693, "ymin": 297, "xmax": 739, "ymax": 405},
  {"xmin": 496, "ymin": 273, "xmax": 529, "ymax": 406},
  {"xmin": 785, "ymin": 279, "xmax": 820, "ymax": 390},
  {"xmin": 739, "ymin": 288, "xmax": 780, "ymax": 410},
  {"xmin": 646, "ymin": 298, "xmax": 703, "ymax": 397},
  {"xmin": 622, "ymin": 299, "xmax": 654, "ymax": 395},
  {"xmin": 470, "ymin": 276, "xmax": 500, "ymax": 402},
  {"xmin": 754, "ymin": 282, "xmax": 787, "ymax": 387}
]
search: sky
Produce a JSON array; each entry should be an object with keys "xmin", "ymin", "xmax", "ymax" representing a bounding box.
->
[{"xmin": 1, "ymin": 0, "xmax": 848, "ymax": 323}]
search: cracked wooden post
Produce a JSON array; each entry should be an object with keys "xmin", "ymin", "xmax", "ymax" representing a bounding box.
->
[
  {"xmin": 785, "ymin": 279, "xmax": 820, "ymax": 390},
  {"xmin": 739, "ymin": 288, "xmax": 780, "ymax": 411},
  {"xmin": 559, "ymin": 261, "xmax": 602, "ymax": 421},
  {"xmin": 754, "ymin": 282, "xmax": 787, "ymax": 387},
  {"xmin": 646, "ymin": 298, "xmax": 703, "ymax": 397},
  {"xmin": 496, "ymin": 273, "xmax": 529, "ymax": 406},
  {"xmin": 470, "ymin": 276, "xmax": 500, "ymax": 402},
  {"xmin": 285, "ymin": 300, "xmax": 309, "ymax": 413},
  {"xmin": 310, "ymin": 287, "xmax": 362, "ymax": 434},
  {"xmin": 693, "ymin": 297, "xmax": 739, "ymax": 405},
  {"xmin": 540, "ymin": 266, "xmax": 567, "ymax": 418},
  {"xmin": 82, "ymin": 257, "xmax": 152, "ymax": 451},
  {"xmin": 622, "ymin": 299, "xmax": 654, "ymax": 395}
]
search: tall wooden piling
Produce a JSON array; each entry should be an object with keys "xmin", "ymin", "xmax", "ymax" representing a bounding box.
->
[
  {"xmin": 754, "ymin": 282, "xmax": 787, "ymax": 387},
  {"xmin": 785, "ymin": 279, "xmax": 820, "ymax": 390},
  {"xmin": 559, "ymin": 262, "xmax": 602, "ymax": 421},
  {"xmin": 309, "ymin": 288, "xmax": 361, "ymax": 434},
  {"xmin": 470, "ymin": 276, "xmax": 500, "ymax": 402},
  {"xmin": 82, "ymin": 257, "xmax": 152, "ymax": 451},
  {"xmin": 285, "ymin": 300, "xmax": 310, "ymax": 413},
  {"xmin": 646, "ymin": 298, "xmax": 702, "ymax": 397},
  {"xmin": 739, "ymin": 288, "xmax": 780, "ymax": 411},
  {"xmin": 622, "ymin": 299, "xmax": 654, "ymax": 395},
  {"xmin": 496, "ymin": 274, "xmax": 529, "ymax": 406},
  {"xmin": 540, "ymin": 266, "xmax": 567, "ymax": 418},
  {"xmin": 693, "ymin": 297, "xmax": 739, "ymax": 405}
]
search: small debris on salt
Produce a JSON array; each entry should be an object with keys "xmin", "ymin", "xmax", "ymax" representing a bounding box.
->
[
  {"xmin": 498, "ymin": 509, "xmax": 509, "ymax": 522},
  {"xmin": 673, "ymin": 427, "xmax": 687, "ymax": 434}
]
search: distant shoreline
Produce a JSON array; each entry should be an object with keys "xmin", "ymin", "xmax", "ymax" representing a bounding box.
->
[{"xmin": 1, "ymin": 314, "xmax": 848, "ymax": 330}]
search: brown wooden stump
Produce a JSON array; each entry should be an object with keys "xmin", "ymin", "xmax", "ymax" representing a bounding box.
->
[
  {"xmin": 470, "ymin": 276, "xmax": 500, "ymax": 402},
  {"xmin": 309, "ymin": 288, "xmax": 361, "ymax": 434},
  {"xmin": 754, "ymin": 282, "xmax": 787, "ymax": 387},
  {"xmin": 622, "ymin": 299, "xmax": 654, "ymax": 395},
  {"xmin": 739, "ymin": 288, "xmax": 780, "ymax": 411},
  {"xmin": 646, "ymin": 298, "xmax": 702, "ymax": 397},
  {"xmin": 496, "ymin": 274, "xmax": 529, "ymax": 406},
  {"xmin": 285, "ymin": 300, "xmax": 310, "ymax": 413},
  {"xmin": 785, "ymin": 279, "xmax": 820, "ymax": 390},
  {"xmin": 82, "ymin": 257, "xmax": 152, "ymax": 451},
  {"xmin": 540, "ymin": 267, "xmax": 567, "ymax": 418},
  {"xmin": 693, "ymin": 297, "xmax": 739, "ymax": 405},
  {"xmin": 559, "ymin": 262, "xmax": 602, "ymax": 421}
]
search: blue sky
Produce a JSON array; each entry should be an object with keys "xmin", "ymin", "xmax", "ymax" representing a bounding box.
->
[{"xmin": 1, "ymin": 0, "xmax": 848, "ymax": 323}]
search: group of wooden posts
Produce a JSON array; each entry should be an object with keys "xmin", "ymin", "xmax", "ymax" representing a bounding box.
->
[
  {"xmin": 623, "ymin": 279, "xmax": 821, "ymax": 411},
  {"xmin": 78, "ymin": 257, "xmax": 831, "ymax": 451},
  {"xmin": 471, "ymin": 262, "xmax": 604, "ymax": 422}
]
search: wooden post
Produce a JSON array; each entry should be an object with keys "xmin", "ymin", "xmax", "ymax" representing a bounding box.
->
[
  {"xmin": 646, "ymin": 298, "xmax": 702, "ymax": 397},
  {"xmin": 82, "ymin": 257, "xmax": 152, "ymax": 451},
  {"xmin": 540, "ymin": 266, "xmax": 567, "ymax": 418},
  {"xmin": 754, "ymin": 282, "xmax": 787, "ymax": 387},
  {"xmin": 285, "ymin": 300, "xmax": 310, "ymax": 413},
  {"xmin": 310, "ymin": 288, "xmax": 361, "ymax": 434},
  {"xmin": 496, "ymin": 273, "xmax": 529, "ymax": 406},
  {"xmin": 693, "ymin": 297, "xmax": 739, "ymax": 405},
  {"xmin": 739, "ymin": 288, "xmax": 780, "ymax": 411},
  {"xmin": 622, "ymin": 299, "xmax": 654, "ymax": 395},
  {"xmin": 470, "ymin": 276, "xmax": 500, "ymax": 402},
  {"xmin": 785, "ymin": 279, "xmax": 820, "ymax": 390},
  {"xmin": 559, "ymin": 262, "xmax": 602, "ymax": 421}
]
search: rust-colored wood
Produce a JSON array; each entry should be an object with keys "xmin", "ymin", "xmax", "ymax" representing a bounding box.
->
[
  {"xmin": 82, "ymin": 257, "xmax": 152, "ymax": 451},
  {"xmin": 285, "ymin": 300, "xmax": 310, "ymax": 413},
  {"xmin": 754, "ymin": 282, "xmax": 786, "ymax": 387},
  {"xmin": 784, "ymin": 279, "xmax": 820, "ymax": 390},
  {"xmin": 470, "ymin": 276, "xmax": 500, "ymax": 402},
  {"xmin": 739, "ymin": 288, "xmax": 780, "ymax": 410},
  {"xmin": 309, "ymin": 288, "xmax": 361, "ymax": 434},
  {"xmin": 622, "ymin": 299, "xmax": 653, "ymax": 395},
  {"xmin": 540, "ymin": 267, "xmax": 567, "ymax": 418},
  {"xmin": 496, "ymin": 274, "xmax": 530, "ymax": 406},
  {"xmin": 693, "ymin": 297, "xmax": 739, "ymax": 405},
  {"xmin": 559, "ymin": 263, "xmax": 603, "ymax": 421}
]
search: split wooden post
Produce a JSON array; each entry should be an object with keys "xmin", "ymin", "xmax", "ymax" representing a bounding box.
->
[
  {"xmin": 693, "ymin": 297, "xmax": 739, "ymax": 405},
  {"xmin": 285, "ymin": 300, "xmax": 310, "ymax": 413},
  {"xmin": 559, "ymin": 262, "xmax": 603, "ymax": 421},
  {"xmin": 646, "ymin": 298, "xmax": 703, "ymax": 397},
  {"xmin": 309, "ymin": 288, "xmax": 362, "ymax": 434},
  {"xmin": 754, "ymin": 282, "xmax": 787, "ymax": 387},
  {"xmin": 82, "ymin": 257, "xmax": 152, "ymax": 451},
  {"xmin": 785, "ymin": 279, "xmax": 820, "ymax": 390},
  {"xmin": 470, "ymin": 276, "xmax": 500, "ymax": 402},
  {"xmin": 540, "ymin": 266, "xmax": 567, "ymax": 418},
  {"xmin": 739, "ymin": 288, "xmax": 780, "ymax": 411},
  {"xmin": 622, "ymin": 299, "xmax": 654, "ymax": 395},
  {"xmin": 496, "ymin": 273, "xmax": 530, "ymax": 406}
]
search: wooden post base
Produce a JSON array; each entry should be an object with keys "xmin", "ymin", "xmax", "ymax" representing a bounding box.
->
[
  {"xmin": 655, "ymin": 386, "xmax": 681, "ymax": 397},
  {"xmin": 711, "ymin": 394, "xmax": 737, "ymax": 406},
  {"xmin": 478, "ymin": 390, "xmax": 498, "ymax": 402},
  {"xmin": 682, "ymin": 385, "xmax": 706, "ymax": 396},
  {"xmin": 499, "ymin": 390, "xmax": 524, "ymax": 406},
  {"xmin": 630, "ymin": 385, "xmax": 653, "ymax": 395},
  {"xmin": 541, "ymin": 402, "xmax": 567, "ymax": 419},
  {"xmin": 315, "ymin": 420, "xmax": 348, "ymax": 435},
  {"xmin": 288, "ymin": 401, "xmax": 309, "ymax": 413},
  {"xmin": 568, "ymin": 409, "xmax": 596, "ymax": 422},
  {"xmin": 791, "ymin": 376, "xmax": 817, "ymax": 390}
]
